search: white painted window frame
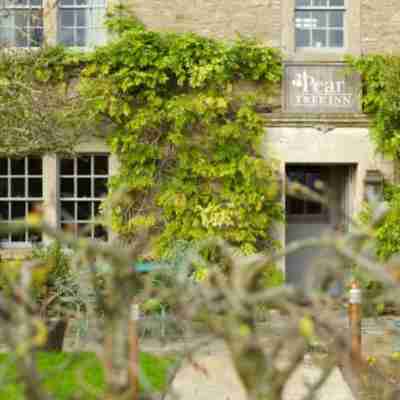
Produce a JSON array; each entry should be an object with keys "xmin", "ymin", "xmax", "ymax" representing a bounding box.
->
[
  {"xmin": 57, "ymin": 0, "xmax": 106, "ymax": 48},
  {"xmin": 58, "ymin": 153, "xmax": 109, "ymax": 240},
  {"xmin": 0, "ymin": 0, "xmax": 44, "ymax": 48},
  {"xmin": 0, "ymin": 151, "xmax": 118, "ymax": 253},
  {"xmin": 295, "ymin": 0, "xmax": 346, "ymax": 50},
  {"xmin": 0, "ymin": 156, "xmax": 43, "ymax": 247}
]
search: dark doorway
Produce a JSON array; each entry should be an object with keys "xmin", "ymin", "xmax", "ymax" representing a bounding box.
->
[{"xmin": 285, "ymin": 164, "xmax": 355, "ymax": 288}]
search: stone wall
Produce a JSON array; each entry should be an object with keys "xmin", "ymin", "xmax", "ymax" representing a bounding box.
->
[
  {"xmin": 130, "ymin": 0, "xmax": 281, "ymax": 46},
  {"xmin": 361, "ymin": 0, "xmax": 400, "ymax": 54},
  {"xmin": 130, "ymin": 0, "xmax": 400, "ymax": 56}
]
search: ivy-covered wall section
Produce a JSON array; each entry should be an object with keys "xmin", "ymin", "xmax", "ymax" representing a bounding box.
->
[
  {"xmin": 0, "ymin": 11, "xmax": 284, "ymax": 258},
  {"xmin": 0, "ymin": 47, "xmax": 99, "ymax": 156},
  {"xmin": 350, "ymin": 55, "xmax": 400, "ymax": 260},
  {"xmin": 80, "ymin": 14, "xmax": 284, "ymax": 257}
]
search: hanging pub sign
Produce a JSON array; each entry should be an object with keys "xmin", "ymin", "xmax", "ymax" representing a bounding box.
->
[{"xmin": 283, "ymin": 63, "xmax": 361, "ymax": 113}]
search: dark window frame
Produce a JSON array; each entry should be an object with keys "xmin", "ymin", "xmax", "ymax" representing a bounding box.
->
[{"xmin": 286, "ymin": 165, "xmax": 330, "ymax": 223}]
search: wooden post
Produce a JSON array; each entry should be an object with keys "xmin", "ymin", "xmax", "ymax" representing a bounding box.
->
[
  {"xmin": 129, "ymin": 303, "xmax": 140, "ymax": 400},
  {"xmin": 348, "ymin": 281, "xmax": 362, "ymax": 370}
]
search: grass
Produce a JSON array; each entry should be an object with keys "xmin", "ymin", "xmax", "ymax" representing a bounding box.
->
[{"xmin": 0, "ymin": 352, "xmax": 175, "ymax": 399}]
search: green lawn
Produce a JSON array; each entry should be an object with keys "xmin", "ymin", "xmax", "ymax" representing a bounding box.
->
[{"xmin": 0, "ymin": 352, "xmax": 174, "ymax": 399}]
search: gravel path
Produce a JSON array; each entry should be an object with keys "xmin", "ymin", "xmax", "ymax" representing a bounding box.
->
[{"xmin": 161, "ymin": 341, "xmax": 354, "ymax": 400}]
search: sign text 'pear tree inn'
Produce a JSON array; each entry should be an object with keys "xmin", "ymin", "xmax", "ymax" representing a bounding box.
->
[{"xmin": 283, "ymin": 64, "xmax": 361, "ymax": 113}]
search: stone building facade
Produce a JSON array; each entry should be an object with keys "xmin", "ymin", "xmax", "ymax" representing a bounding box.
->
[
  {"xmin": 0, "ymin": 0, "xmax": 398, "ymax": 283},
  {"xmin": 128, "ymin": 0, "xmax": 398, "ymax": 283}
]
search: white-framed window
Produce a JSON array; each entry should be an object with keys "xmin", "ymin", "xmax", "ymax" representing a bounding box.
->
[
  {"xmin": 58, "ymin": 0, "xmax": 106, "ymax": 47},
  {"xmin": 0, "ymin": 157, "xmax": 43, "ymax": 245},
  {"xmin": 295, "ymin": 0, "xmax": 345, "ymax": 49},
  {"xmin": 0, "ymin": 0, "xmax": 43, "ymax": 47},
  {"xmin": 59, "ymin": 154, "xmax": 109, "ymax": 240}
]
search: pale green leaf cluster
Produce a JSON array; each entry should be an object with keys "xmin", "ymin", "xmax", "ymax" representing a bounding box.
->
[{"xmin": 80, "ymin": 13, "xmax": 283, "ymax": 257}]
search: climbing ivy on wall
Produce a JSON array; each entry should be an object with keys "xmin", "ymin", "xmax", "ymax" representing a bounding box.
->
[
  {"xmin": 349, "ymin": 55, "xmax": 400, "ymax": 260},
  {"xmin": 78, "ymin": 11, "xmax": 284, "ymax": 257},
  {"xmin": 0, "ymin": 10, "xmax": 284, "ymax": 257},
  {"xmin": 349, "ymin": 55, "xmax": 400, "ymax": 158},
  {"xmin": 0, "ymin": 46, "xmax": 98, "ymax": 156}
]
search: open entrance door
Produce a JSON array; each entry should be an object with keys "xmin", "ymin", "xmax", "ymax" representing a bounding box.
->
[{"xmin": 285, "ymin": 164, "xmax": 355, "ymax": 288}]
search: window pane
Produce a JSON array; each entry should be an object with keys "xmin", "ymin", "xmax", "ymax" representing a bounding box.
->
[
  {"xmin": 28, "ymin": 157, "xmax": 42, "ymax": 175},
  {"xmin": 0, "ymin": 158, "xmax": 43, "ymax": 244},
  {"xmin": 60, "ymin": 158, "xmax": 74, "ymax": 175},
  {"xmin": 11, "ymin": 159, "xmax": 25, "ymax": 175},
  {"xmin": 61, "ymin": 178, "xmax": 75, "ymax": 198},
  {"xmin": 60, "ymin": 0, "xmax": 74, "ymax": 5},
  {"xmin": 14, "ymin": 0, "xmax": 28, "ymax": 6},
  {"xmin": 307, "ymin": 201, "xmax": 323, "ymax": 215},
  {"xmin": 93, "ymin": 201, "xmax": 102, "ymax": 216},
  {"xmin": 11, "ymin": 231, "xmax": 26, "ymax": 242},
  {"xmin": 295, "ymin": 11, "xmax": 311, "ymax": 29},
  {"xmin": 307, "ymin": 172, "xmax": 323, "ymax": 191},
  {"xmin": 76, "ymin": 9, "xmax": 86, "ymax": 26},
  {"xmin": 77, "ymin": 201, "xmax": 92, "ymax": 220},
  {"xmin": 76, "ymin": 28, "xmax": 86, "ymax": 46},
  {"xmin": 94, "ymin": 156, "xmax": 108, "ymax": 175},
  {"xmin": 0, "ymin": 10, "xmax": 12, "ymax": 26},
  {"xmin": 329, "ymin": 29, "xmax": 343, "ymax": 47},
  {"xmin": 296, "ymin": 0, "xmax": 311, "ymax": 6},
  {"xmin": 28, "ymin": 178, "xmax": 42, "ymax": 198},
  {"xmin": 11, "ymin": 202, "xmax": 25, "ymax": 219},
  {"xmin": 0, "ymin": 29, "xmax": 12, "ymax": 47},
  {"xmin": 60, "ymin": 155, "xmax": 109, "ymax": 241},
  {"xmin": 313, "ymin": 0, "xmax": 328, "ymax": 6},
  {"xmin": 30, "ymin": 9, "xmax": 43, "ymax": 26},
  {"xmin": 77, "ymin": 178, "xmax": 91, "ymax": 197},
  {"xmin": 288, "ymin": 170, "xmax": 306, "ymax": 184},
  {"xmin": 313, "ymin": 11, "xmax": 327, "ymax": 28},
  {"xmin": 0, "ymin": 159, "xmax": 7, "ymax": 175},
  {"xmin": 312, "ymin": 29, "xmax": 327, "ymax": 47},
  {"xmin": 329, "ymin": 0, "xmax": 344, "ymax": 6},
  {"xmin": 0, "ymin": 202, "xmax": 9, "ymax": 220},
  {"xmin": 15, "ymin": 29, "xmax": 28, "ymax": 47},
  {"xmin": 94, "ymin": 178, "xmax": 107, "ymax": 198},
  {"xmin": 61, "ymin": 9, "xmax": 74, "ymax": 27},
  {"xmin": 59, "ymin": 27, "xmax": 74, "ymax": 46},
  {"xmin": 329, "ymin": 11, "xmax": 343, "ymax": 27},
  {"xmin": 77, "ymin": 156, "xmax": 91, "ymax": 175},
  {"xmin": 296, "ymin": 29, "xmax": 311, "ymax": 47},
  {"xmin": 11, "ymin": 178, "xmax": 25, "ymax": 197},
  {"xmin": 76, "ymin": 0, "xmax": 88, "ymax": 5},
  {"xmin": 287, "ymin": 197, "xmax": 305, "ymax": 215},
  {"xmin": 15, "ymin": 11, "xmax": 28, "ymax": 47},
  {"xmin": 61, "ymin": 201, "xmax": 75, "ymax": 221},
  {"xmin": 0, "ymin": 179, "xmax": 8, "ymax": 198},
  {"xmin": 0, "ymin": 232, "xmax": 9, "ymax": 242},
  {"xmin": 30, "ymin": 0, "xmax": 42, "ymax": 7}
]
